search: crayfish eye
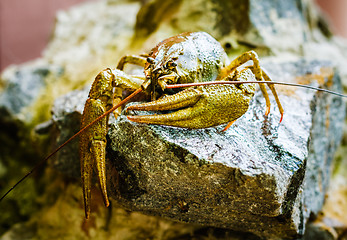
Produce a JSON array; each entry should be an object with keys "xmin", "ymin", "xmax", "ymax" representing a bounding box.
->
[
  {"xmin": 165, "ymin": 60, "xmax": 177, "ymax": 69},
  {"xmin": 147, "ymin": 57, "xmax": 156, "ymax": 64}
]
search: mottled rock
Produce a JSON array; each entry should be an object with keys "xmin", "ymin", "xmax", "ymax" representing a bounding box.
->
[
  {"xmin": 0, "ymin": 0, "xmax": 141, "ymax": 127},
  {"xmin": 49, "ymin": 87, "xmax": 89, "ymax": 178},
  {"xmin": 102, "ymin": 60, "xmax": 345, "ymax": 239},
  {"xmin": 134, "ymin": 0, "xmax": 327, "ymax": 54},
  {"xmin": 303, "ymin": 216, "xmax": 347, "ymax": 240},
  {"xmin": 0, "ymin": 60, "xmax": 63, "ymax": 124},
  {"xmin": 44, "ymin": 0, "xmax": 141, "ymax": 80},
  {"xmin": 46, "ymin": 60, "xmax": 345, "ymax": 239}
]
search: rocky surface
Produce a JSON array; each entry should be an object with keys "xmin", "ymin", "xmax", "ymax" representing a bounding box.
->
[
  {"xmin": 105, "ymin": 61, "xmax": 344, "ymax": 239},
  {"xmin": 1, "ymin": 0, "xmax": 347, "ymax": 239},
  {"xmin": 39, "ymin": 60, "xmax": 346, "ymax": 239}
]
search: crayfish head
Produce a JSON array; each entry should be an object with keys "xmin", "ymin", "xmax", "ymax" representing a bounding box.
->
[{"xmin": 142, "ymin": 56, "xmax": 179, "ymax": 100}]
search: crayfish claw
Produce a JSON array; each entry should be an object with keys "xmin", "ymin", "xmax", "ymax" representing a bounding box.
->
[
  {"xmin": 127, "ymin": 84, "xmax": 254, "ymax": 129},
  {"xmin": 81, "ymin": 158, "xmax": 92, "ymax": 219},
  {"xmin": 92, "ymin": 140, "xmax": 110, "ymax": 208}
]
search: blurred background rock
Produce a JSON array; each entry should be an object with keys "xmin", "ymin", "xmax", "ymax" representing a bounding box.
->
[{"xmin": 1, "ymin": 0, "xmax": 346, "ymax": 72}]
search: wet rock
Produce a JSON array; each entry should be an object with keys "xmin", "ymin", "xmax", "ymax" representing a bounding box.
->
[{"xmin": 102, "ymin": 60, "xmax": 345, "ymax": 239}]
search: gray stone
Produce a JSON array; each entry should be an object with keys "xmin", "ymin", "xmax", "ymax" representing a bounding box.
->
[
  {"xmin": 303, "ymin": 216, "xmax": 347, "ymax": 240},
  {"xmin": 101, "ymin": 60, "xmax": 345, "ymax": 239},
  {"xmin": 48, "ymin": 87, "xmax": 89, "ymax": 178},
  {"xmin": 46, "ymin": 60, "xmax": 345, "ymax": 239},
  {"xmin": 0, "ymin": 61, "xmax": 63, "ymax": 123}
]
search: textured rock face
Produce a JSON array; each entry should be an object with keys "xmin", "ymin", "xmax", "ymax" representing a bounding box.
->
[
  {"xmin": 43, "ymin": 60, "xmax": 345, "ymax": 239},
  {"xmin": 105, "ymin": 61, "xmax": 345, "ymax": 239}
]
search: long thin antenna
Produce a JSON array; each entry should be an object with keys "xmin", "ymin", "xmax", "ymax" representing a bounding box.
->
[
  {"xmin": 166, "ymin": 81, "xmax": 347, "ymax": 98},
  {"xmin": 0, "ymin": 88, "xmax": 142, "ymax": 202}
]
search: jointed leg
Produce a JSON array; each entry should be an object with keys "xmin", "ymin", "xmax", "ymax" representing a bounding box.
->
[
  {"xmin": 218, "ymin": 51, "xmax": 271, "ymax": 115},
  {"xmin": 217, "ymin": 50, "xmax": 261, "ymax": 80},
  {"xmin": 107, "ymin": 68, "xmax": 145, "ymax": 117},
  {"xmin": 261, "ymin": 68, "xmax": 284, "ymax": 121},
  {"xmin": 218, "ymin": 50, "xmax": 284, "ymax": 119},
  {"xmin": 117, "ymin": 55, "xmax": 148, "ymax": 70},
  {"xmin": 245, "ymin": 66, "xmax": 284, "ymax": 120}
]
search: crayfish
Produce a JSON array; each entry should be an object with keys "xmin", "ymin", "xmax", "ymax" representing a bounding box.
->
[
  {"xmin": 79, "ymin": 32, "xmax": 284, "ymax": 218},
  {"xmin": 2, "ymin": 32, "xmax": 346, "ymax": 219}
]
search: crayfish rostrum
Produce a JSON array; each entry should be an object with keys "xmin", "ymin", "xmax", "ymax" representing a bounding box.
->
[{"xmin": 79, "ymin": 32, "xmax": 284, "ymax": 218}]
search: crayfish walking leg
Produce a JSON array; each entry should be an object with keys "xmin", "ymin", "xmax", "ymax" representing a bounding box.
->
[{"xmin": 218, "ymin": 50, "xmax": 284, "ymax": 120}]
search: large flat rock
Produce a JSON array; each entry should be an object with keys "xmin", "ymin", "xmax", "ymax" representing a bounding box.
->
[
  {"xmin": 43, "ymin": 60, "xmax": 345, "ymax": 239},
  {"xmin": 103, "ymin": 60, "xmax": 345, "ymax": 239}
]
